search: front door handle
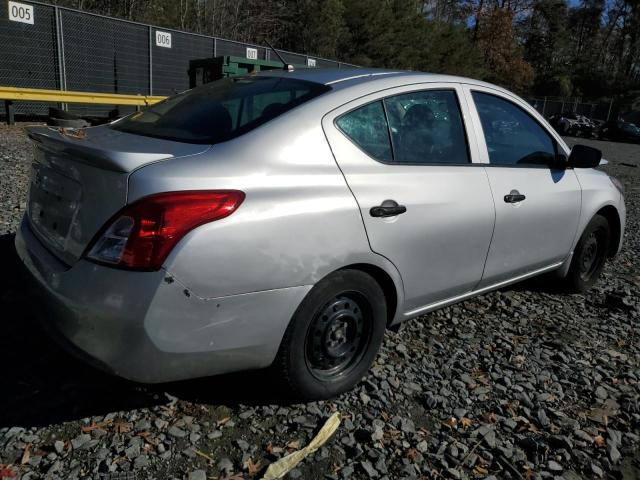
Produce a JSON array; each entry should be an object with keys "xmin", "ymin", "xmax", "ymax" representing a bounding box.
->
[
  {"xmin": 504, "ymin": 190, "xmax": 526, "ymax": 203},
  {"xmin": 370, "ymin": 201, "xmax": 407, "ymax": 218}
]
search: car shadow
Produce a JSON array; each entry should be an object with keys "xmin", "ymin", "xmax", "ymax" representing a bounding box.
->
[
  {"xmin": 0, "ymin": 233, "xmax": 287, "ymax": 428},
  {"xmin": 500, "ymin": 272, "xmax": 568, "ymax": 295},
  {"xmin": 0, "ymin": 229, "xmax": 572, "ymax": 428}
]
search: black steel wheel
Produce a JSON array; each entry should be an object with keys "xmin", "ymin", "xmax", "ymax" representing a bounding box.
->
[
  {"xmin": 564, "ymin": 214, "xmax": 610, "ymax": 292},
  {"xmin": 274, "ymin": 270, "xmax": 387, "ymax": 400},
  {"xmin": 304, "ymin": 292, "xmax": 372, "ymax": 381}
]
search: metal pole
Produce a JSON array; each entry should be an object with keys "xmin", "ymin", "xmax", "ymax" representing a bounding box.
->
[
  {"xmin": 54, "ymin": 6, "xmax": 68, "ymax": 110},
  {"xmin": 213, "ymin": 37, "xmax": 217, "ymax": 57},
  {"xmin": 606, "ymin": 98, "xmax": 614, "ymax": 121},
  {"xmin": 542, "ymin": 96, "xmax": 547, "ymax": 117},
  {"xmin": 149, "ymin": 26, "xmax": 153, "ymax": 95}
]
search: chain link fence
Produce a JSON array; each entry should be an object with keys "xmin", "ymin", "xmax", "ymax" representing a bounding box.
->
[
  {"xmin": 0, "ymin": 0, "xmax": 352, "ymax": 118},
  {"xmin": 524, "ymin": 96, "xmax": 634, "ymax": 122}
]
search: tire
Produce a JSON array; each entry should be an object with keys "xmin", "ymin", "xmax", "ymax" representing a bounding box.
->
[
  {"xmin": 564, "ymin": 214, "xmax": 610, "ymax": 292},
  {"xmin": 273, "ymin": 269, "xmax": 387, "ymax": 400}
]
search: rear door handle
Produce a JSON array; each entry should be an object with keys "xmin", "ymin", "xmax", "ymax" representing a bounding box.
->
[
  {"xmin": 504, "ymin": 190, "xmax": 526, "ymax": 203},
  {"xmin": 370, "ymin": 201, "xmax": 407, "ymax": 218}
]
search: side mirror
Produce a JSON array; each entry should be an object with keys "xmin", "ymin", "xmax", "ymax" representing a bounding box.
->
[{"xmin": 568, "ymin": 144, "xmax": 602, "ymax": 168}]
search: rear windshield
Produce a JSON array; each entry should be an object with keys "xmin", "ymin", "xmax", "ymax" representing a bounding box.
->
[{"xmin": 111, "ymin": 76, "xmax": 331, "ymax": 144}]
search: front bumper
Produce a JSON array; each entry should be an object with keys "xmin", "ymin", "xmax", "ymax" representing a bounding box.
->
[{"xmin": 15, "ymin": 217, "xmax": 311, "ymax": 383}]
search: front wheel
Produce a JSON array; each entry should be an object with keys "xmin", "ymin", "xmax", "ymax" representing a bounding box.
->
[
  {"xmin": 563, "ymin": 214, "xmax": 610, "ymax": 292},
  {"xmin": 273, "ymin": 269, "xmax": 386, "ymax": 400}
]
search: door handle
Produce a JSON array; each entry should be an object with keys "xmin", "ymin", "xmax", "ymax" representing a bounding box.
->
[
  {"xmin": 504, "ymin": 190, "xmax": 526, "ymax": 203},
  {"xmin": 370, "ymin": 202, "xmax": 407, "ymax": 218}
]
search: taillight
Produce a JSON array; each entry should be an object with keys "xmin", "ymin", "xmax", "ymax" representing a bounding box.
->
[{"xmin": 86, "ymin": 190, "xmax": 245, "ymax": 271}]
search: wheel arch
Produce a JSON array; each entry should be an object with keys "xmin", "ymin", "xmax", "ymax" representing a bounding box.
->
[
  {"xmin": 338, "ymin": 263, "xmax": 400, "ymax": 327},
  {"xmin": 596, "ymin": 205, "xmax": 622, "ymax": 258}
]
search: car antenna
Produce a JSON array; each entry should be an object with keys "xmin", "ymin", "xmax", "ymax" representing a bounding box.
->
[{"xmin": 265, "ymin": 40, "xmax": 294, "ymax": 72}]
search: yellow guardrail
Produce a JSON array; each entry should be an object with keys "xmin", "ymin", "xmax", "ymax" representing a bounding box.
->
[{"xmin": 0, "ymin": 86, "xmax": 166, "ymax": 106}]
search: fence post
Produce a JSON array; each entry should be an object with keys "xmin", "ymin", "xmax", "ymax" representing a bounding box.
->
[
  {"xmin": 54, "ymin": 6, "xmax": 67, "ymax": 110},
  {"xmin": 149, "ymin": 26, "xmax": 153, "ymax": 96},
  {"xmin": 4, "ymin": 101, "xmax": 15, "ymax": 125},
  {"xmin": 542, "ymin": 96, "xmax": 547, "ymax": 117},
  {"xmin": 606, "ymin": 98, "xmax": 614, "ymax": 121},
  {"xmin": 213, "ymin": 37, "xmax": 217, "ymax": 57}
]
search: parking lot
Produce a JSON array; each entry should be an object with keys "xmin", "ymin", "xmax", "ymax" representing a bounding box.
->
[{"xmin": 0, "ymin": 125, "xmax": 638, "ymax": 479}]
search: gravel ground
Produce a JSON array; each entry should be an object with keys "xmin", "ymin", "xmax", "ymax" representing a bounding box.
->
[{"xmin": 0, "ymin": 124, "xmax": 638, "ymax": 480}]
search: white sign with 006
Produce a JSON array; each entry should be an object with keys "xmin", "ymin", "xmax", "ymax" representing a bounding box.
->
[
  {"xmin": 8, "ymin": 1, "xmax": 34, "ymax": 25},
  {"xmin": 155, "ymin": 31, "xmax": 172, "ymax": 48}
]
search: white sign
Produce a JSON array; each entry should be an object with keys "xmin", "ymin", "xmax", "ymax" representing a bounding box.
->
[
  {"xmin": 155, "ymin": 30, "xmax": 172, "ymax": 48},
  {"xmin": 246, "ymin": 47, "xmax": 258, "ymax": 60},
  {"xmin": 8, "ymin": 1, "xmax": 34, "ymax": 25},
  {"xmin": 307, "ymin": 58, "xmax": 317, "ymax": 67}
]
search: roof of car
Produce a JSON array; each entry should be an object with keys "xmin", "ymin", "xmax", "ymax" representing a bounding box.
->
[{"xmin": 257, "ymin": 67, "xmax": 492, "ymax": 89}]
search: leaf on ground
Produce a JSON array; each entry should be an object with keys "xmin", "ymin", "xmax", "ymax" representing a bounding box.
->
[
  {"xmin": 217, "ymin": 416, "xmax": 231, "ymax": 427},
  {"xmin": 286, "ymin": 440, "xmax": 300, "ymax": 450},
  {"xmin": 20, "ymin": 445, "xmax": 30, "ymax": 465},
  {"xmin": 594, "ymin": 435, "xmax": 606, "ymax": 447},
  {"xmin": 405, "ymin": 448, "xmax": 420, "ymax": 461},
  {"xmin": 81, "ymin": 420, "xmax": 113, "ymax": 433},
  {"xmin": 244, "ymin": 458, "xmax": 262, "ymax": 476},
  {"xmin": 194, "ymin": 449, "xmax": 215, "ymax": 463},
  {"xmin": 443, "ymin": 417, "xmax": 458, "ymax": 428},
  {"xmin": 114, "ymin": 421, "xmax": 133, "ymax": 434},
  {"xmin": 460, "ymin": 417, "xmax": 474, "ymax": 428},
  {"xmin": 474, "ymin": 465, "xmax": 488, "ymax": 475},
  {"xmin": 265, "ymin": 443, "xmax": 283, "ymax": 455},
  {"xmin": 484, "ymin": 412, "xmax": 498, "ymax": 423}
]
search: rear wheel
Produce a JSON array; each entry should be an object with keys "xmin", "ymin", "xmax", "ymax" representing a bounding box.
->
[
  {"xmin": 563, "ymin": 214, "xmax": 610, "ymax": 292},
  {"xmin": 274, "ymin": 269, "xmax": 386, "ymax": 400}
]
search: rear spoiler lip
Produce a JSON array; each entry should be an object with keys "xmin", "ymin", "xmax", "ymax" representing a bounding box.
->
[{"xmin": 26, "ymin": 126, "xmax": 173, "ymax": 173}]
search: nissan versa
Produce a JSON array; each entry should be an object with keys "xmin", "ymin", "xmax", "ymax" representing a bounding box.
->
[{"xmin": 16, "ymin": 69, "xmax": 626, "ymax": 400}]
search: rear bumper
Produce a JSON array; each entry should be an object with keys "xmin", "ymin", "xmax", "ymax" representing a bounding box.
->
[{"xmin": 15, "ymin": 217, "xmax": 311, "ymax": 383}]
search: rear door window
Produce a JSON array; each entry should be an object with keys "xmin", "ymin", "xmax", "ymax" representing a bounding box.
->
[
  {"xmin": 336, "ymin": 101, "xmax": 393, "ymax": 162},
  {"xmin": 112, "ymin": 77, "xmax": 330, "ymax": 144},
  {"xmin": 383, "ymin": 90, "xmax": 469, "ymax": 164}
]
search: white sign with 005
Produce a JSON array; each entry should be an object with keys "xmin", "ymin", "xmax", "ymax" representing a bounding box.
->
[{"xmin": 8, "ymin": 1, "xmax": 34, "ymax": 25}]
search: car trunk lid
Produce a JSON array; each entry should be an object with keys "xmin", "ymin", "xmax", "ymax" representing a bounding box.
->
[{"xmin": 25, "ymin": 125, "xmax": 210, "ymax": 265}]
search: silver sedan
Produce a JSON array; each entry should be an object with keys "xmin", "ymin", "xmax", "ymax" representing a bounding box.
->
[{"xmin": 16, "ymin": 69, "xmax": 626, "ymax": 400}]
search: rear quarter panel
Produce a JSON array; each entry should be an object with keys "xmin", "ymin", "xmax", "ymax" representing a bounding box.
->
[{"xmin": 127, "ymin": 102, "xmax": 404, "ymax": 308}]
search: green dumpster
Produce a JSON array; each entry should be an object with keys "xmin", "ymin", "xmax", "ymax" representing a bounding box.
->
[{"xmin": 188, "ymin": 56, "xmax": 307, "ymax": 88}]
